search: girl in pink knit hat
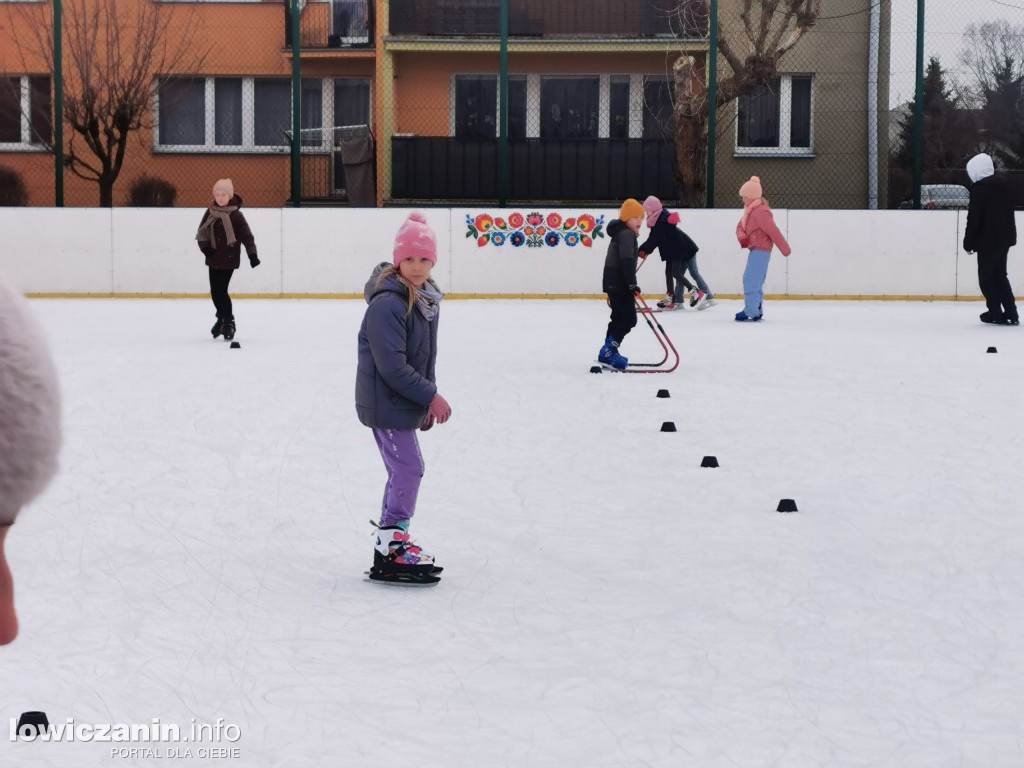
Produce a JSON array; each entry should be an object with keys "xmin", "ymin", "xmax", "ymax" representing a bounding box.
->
[
  {"xmin": 735, "ymin": 176, "xmax": 791, "ymax": 321},
  {"xmin": 640, "ymin": 195, "xmax": 715, "ymax": 310},
  {"xmin": 355, "ymin": 212, "xmax": 451, "ymax": 585}
]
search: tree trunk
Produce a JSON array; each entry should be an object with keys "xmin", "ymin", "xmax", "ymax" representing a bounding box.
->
[
  {"xmin": 675, "ymin": 114, "xmax": 708, "ymax": 207},
  {"xmin": 672, "ymin": 55, "xmax": 710, "ymax": 207},
  {"xmin": 99, "ymin": 175, "xmax": 115, "ymax": 207}
]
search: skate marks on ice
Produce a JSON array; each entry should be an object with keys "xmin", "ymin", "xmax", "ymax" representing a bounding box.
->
[{"xmin": 5, "ymin": 298, "xmax": 1024, "ymax": 767}]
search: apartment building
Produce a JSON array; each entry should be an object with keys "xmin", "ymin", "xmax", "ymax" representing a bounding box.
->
[{"xmin": 0, "ymin": 0, "xmax": 890, "ymax": 208}]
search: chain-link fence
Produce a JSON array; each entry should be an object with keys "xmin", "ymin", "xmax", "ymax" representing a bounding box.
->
[
  {"xmin": 0, "ymin": 0, "xmax": 1021, "ymax": 209},
  {"xmin": 887, "ymin": 0, "xmax": 1024, "ymax": 210}
]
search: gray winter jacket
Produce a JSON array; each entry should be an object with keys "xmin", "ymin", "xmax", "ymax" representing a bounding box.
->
[{"xmin": 355, "ymin": 263, "xmax": 440, "ymax": 430}]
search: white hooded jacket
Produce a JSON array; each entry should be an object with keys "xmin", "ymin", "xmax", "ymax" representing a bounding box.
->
[{"xmin": 967, "ymin": 152, "xmax": 995, "ymax": 184}]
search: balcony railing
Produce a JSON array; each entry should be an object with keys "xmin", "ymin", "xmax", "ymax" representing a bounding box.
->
[
  {"xmin": 388, "ymin": 0, "xmax": 704, "ymax": 38},
  {"xmin": 284, "ymin": 0, "xmax": 373, "ymax": 50},
  {"xmin": 391, "ymin": 137, "xmax": 677, "ymax": 203}
]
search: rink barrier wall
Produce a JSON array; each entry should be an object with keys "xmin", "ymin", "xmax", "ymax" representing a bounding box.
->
[{"xmin": 1, "ymin": 207, "xmax": 1021, "ymax": 299}]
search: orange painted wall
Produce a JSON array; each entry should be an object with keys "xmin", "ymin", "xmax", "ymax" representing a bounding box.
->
[
  {"xmin": 393, "ymin": 50, "xmax": 692, "ymax": 136},
  {"xmin": 0, "ymin": 0, "xmax": 375, "ymax": 207}
]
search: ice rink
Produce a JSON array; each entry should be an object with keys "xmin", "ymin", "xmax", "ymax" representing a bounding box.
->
[{"xmin": 3, "ymin": 296, "xmax": 1024, "ymax": 767}]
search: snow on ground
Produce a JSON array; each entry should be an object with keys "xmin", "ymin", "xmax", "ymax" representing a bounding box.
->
[{"xmin": 3, "ymin": 297, "xmax": 1023, "ymax": 768}]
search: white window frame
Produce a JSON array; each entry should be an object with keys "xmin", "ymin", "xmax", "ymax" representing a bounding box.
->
[
  {"xmin": 734, "ymin": 73, "xmax": 815, "ymax": 158},
  {"xmin": 0, "ymin": 75, "xmax": 49, "ymax": 152},
  {"xmin": 154, "ymin": 76, "xmax": 369, "ymax": 153}
]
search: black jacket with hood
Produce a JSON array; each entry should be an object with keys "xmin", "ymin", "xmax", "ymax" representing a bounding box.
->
[
  {"xmin": 964, "ymin": 153, "xmax": 1017, "ymax": 254},
  {"xmin": 602, "ymin": 219, "xmax": 639, "ymax": 293},
  {"xmin": 638, "ymin": 209, "xmax": 699, "ymax": 263}
]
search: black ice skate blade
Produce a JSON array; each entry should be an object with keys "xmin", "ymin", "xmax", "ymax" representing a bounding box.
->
[
  {"xmin": 595, "ymin": 360, "xmax": 652, "ymax": 373},
  {"xmin": 365, "ymin": 569, "xmax": 440, "ymax": 587}
]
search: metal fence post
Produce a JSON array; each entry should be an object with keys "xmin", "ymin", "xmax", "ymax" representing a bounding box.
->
[
  {"xmin": 912, "ymin": 0, "xmax": 924, "ymax": 209},
  {"xmin": 706, "ymin": 0, "xmax": 718, "ymax": 208},
  {"xmin": 54, "ymin": 0, "xmax": 64, "ymax": 207},
  {"xmin": 497, "ymin": 0, "xmax": 509, "ymax": 206},
  {"xmin": 290, "ymin": 0, "xmax": 302, "ymax": 207}
]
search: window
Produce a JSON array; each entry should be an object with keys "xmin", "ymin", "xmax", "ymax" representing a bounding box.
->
[
  {"xmin": 736, "ymin": 74, "xmax": 813, "ymax": 155},
  {"xmin": 609, "ymin": 77, "xmax": 630, "ymax": 139},
  {"xmin": 507, "ymin": 79, "xmax": 526, "ymax": 139},
  {"xmin": 541, "ymin": 77, "xmax": 599, "ymax": 138},
  {"xmin": 448, "ymin": 74, "xmax": 684, "ymax": 141},
  {"xmin": 334, "ymin": 79, "xmax": 371, "ymax": 131},
  {"xmin": 454, "ymin": 76, "xmax": 496, "ymax": 139},
  {"xmin": 156, "ymin": 77, "xmax": 368, "ymax": 152},
  {"xmin": 453, "ymin": 75, "xmax": 526, "ymax": 139},
  {"xmin": 158, "ymin": 78, "xmax": 205, "ymax": 146},
  {"xmin": 333, "ymin": 0, "xmax": 369, "ymax": 42},
  {"xmin": 253, "ymin": 80, "xmax": 291, "ymax": 146},
  {"xmin": 0, "ymin": 75, "xmax": 51, "ymax": 150},
  {"xmin": 642, "ymin": 77, "xmax": 673, "ymax": 140},
  {"xmin": 214, "ymin": 79, "xmax": 243, "ymax": 146}
]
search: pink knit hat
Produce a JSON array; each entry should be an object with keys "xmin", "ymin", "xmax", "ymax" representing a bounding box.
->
[
  {"xmin": 739, "ymin": 176, "xmax": 763, "ymax": 199},
  {"xmin": 393, "ymin": 211, "xmax": 437, "ymax": 266},
  {"xmin": 642, "ymin": 195, "xmax": 663, "ymax": 227}
]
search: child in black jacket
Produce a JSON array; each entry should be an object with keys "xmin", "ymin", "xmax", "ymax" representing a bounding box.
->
[
  {"xmin": 195, "ymin": 178, "xmax": 260, "ymax": 340},
  {"xmin": 599, "ymin": 199, "xmax": 645, "ymax": 370},
  {"xmin": 640, "ymin": 196, "xmax": 715, "ymax": 310}
]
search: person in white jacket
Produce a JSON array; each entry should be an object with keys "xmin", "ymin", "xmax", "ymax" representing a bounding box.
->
[{"xmin": 0, "ymin": 273, "xmax": 62, "ymax": 645}]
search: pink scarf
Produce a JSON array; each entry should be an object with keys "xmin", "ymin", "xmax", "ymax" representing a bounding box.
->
[{"xmin": 740, "ymin": 197, "xmax": 765, "ymax": 231}]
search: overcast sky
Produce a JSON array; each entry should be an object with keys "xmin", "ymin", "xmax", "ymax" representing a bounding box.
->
[{"xmin": 889, "ymin": 0, "xmax": 1024, "ymax": 106}]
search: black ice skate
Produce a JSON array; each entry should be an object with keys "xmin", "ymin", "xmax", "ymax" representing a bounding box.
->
[
  {"xmin": 221, "ymin": 317, "xmax": 236, "ymax": 340},
  {"xmin": 365, "ymin": 521, "xmax": 442, "ymax": 586}
]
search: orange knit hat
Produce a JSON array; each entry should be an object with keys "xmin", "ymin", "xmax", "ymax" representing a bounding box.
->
[{"xmin": 619, "ymin": 198, "xmax": 645, "ymax": 221}]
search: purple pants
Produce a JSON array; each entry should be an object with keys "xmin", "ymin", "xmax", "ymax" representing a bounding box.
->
[{"xmin": 372, "ymin": 428, "xmax": 425, "ymax": 526}]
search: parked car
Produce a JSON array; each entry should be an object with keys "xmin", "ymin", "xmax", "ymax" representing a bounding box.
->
[{"xmin": 898, "ymin": 184, "xmax": 970, "ymax": 210}]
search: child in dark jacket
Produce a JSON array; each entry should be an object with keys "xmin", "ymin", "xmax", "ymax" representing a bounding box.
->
[
  {"xmin": 356, "ymin": 212, "xmax": 451, "ymax": 583},
  {"xmin": 195, "ymin": 179, "xmax": 259, "ymax": 341},
  {"xmin": 599, "ymin": 198, "xmax": 645, "ymax": 370},
  {"xmin": 964, "ymin": 153, "xmax": 1019, "ymax": 325},
  {"xmin": 640, "ymin": 195, "xmax": 715, "ymax": 310}
]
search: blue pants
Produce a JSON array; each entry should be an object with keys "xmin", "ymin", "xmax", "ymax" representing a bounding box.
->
[
  {"xmin": 665, "ymin": 261, "xmax": 694, "ymax": 303},
  {"xmin": 372, "ymin": 428, "xmax": 424, "ymax": 526},
  {"xmin": 684, "ymin": 257, "xmax": 711, "ymax": 297},
  {"xmin": 742, "ymin": 249, "xmax": 771, "ymax": 317}
]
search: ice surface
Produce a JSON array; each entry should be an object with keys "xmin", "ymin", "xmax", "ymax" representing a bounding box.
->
[{"xmin": 3, "ymin": 298, "xmax": 1023, "ymax": 767}]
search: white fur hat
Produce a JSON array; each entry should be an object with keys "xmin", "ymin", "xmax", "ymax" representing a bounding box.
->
[{"xmin": 0, "ymin": 273, "xmax": 61, "ymax": 525}]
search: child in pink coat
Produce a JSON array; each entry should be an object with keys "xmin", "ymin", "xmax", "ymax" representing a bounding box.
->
[{"xmin": 735, "ymin": 176, "xmax": 791, "ymax": 321}]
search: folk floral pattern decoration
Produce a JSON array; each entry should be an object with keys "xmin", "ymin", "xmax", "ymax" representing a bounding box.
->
[{"xmin": 466, "ymin": 212, "xmax": 606, "ymax": 248}]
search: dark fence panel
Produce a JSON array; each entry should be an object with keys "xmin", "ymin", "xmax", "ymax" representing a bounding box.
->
[
  {"xmin": 392, "ymin": 137, "xmax": 676, "ymax": 203},
  {"xmin": 389, "ymin": 0, "xmax": 700, "ymax": 38}
]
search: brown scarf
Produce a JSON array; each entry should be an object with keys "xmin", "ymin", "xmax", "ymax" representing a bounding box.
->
[{"xmin": 196, "ymin": 204, "xmax": 238, "ymax": 248}]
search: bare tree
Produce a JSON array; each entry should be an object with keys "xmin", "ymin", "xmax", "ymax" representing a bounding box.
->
[
  {"xmin": 4, "ymin": 0, "xmax": 208, "ymax": 206},
  {"xmin": 664, "ymin": 0, "xmax": 822, "ymax": 206},
  {"xmin": 958, "ymin": 20, "xmax": 1024, "ymax": 108}
]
